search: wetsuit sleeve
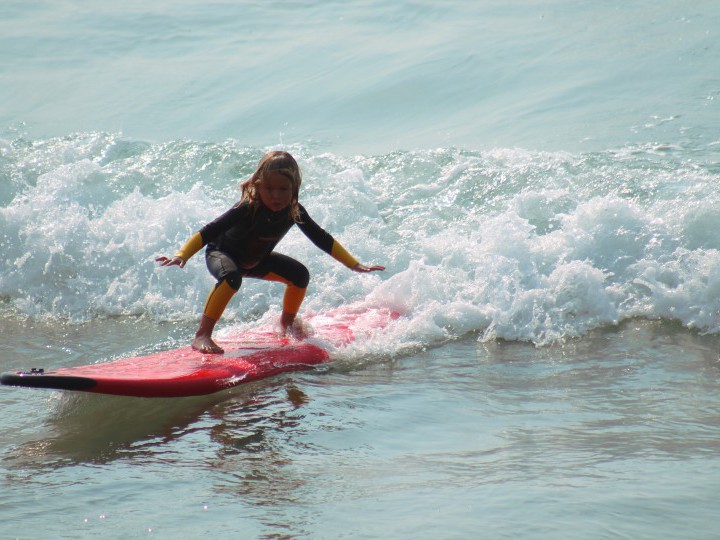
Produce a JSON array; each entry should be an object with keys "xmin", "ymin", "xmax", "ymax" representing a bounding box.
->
[
  {"xmin": 330, "ymin": 241, "xmax": 359, "ymax": 268},
  {"xmin": 174, "ymin": 202, "xmax": 249, "ymax": 261},
  {"xmin": 297, "ymin": 205, "xmax": 359, "ymax": 268},
  {"xmin": 198, "ymin": 202, "xmax": 251, "ymax": 243},
  {"xmin": 175, "ymin": 232, "xmax": 204, "ymax": 261}
]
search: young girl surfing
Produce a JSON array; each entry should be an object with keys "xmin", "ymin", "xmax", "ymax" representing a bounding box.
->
[{"xmin": 156, "ymin": 151, "xmax": 385, "ymax": 354}]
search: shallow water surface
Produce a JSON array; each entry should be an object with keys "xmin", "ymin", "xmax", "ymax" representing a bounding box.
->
[{"xmin": 2, "ymin": 321, "xmax": 719, "ymax": 538}]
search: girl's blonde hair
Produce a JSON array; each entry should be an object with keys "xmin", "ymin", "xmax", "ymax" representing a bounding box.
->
[{"xmin": 240, "ymin": 151, "xmax": 302, "ymax": 222}]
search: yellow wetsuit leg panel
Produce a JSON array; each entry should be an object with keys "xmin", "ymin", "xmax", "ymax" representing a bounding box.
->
[
  {"xmin": 263, "ymin": 272, "xmax": 307, "ymax": 315},
  {"xmin": 283, "ymin": 286, "xmax": 306, "ymax": 315},
  {"xmin": 202, "ymin": 280, "xmax": 237, "ymax": 322}
]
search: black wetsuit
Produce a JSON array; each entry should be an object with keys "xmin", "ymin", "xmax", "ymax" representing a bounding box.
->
[
  {"xmin": 199, "ymin": 201, "xmax": 348, "ymax": 289},
  {"xmin": 175, "ymin": 200, "xmax": 357, "ymax": 321}
]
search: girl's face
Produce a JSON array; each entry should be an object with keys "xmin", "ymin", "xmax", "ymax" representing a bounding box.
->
[{"xmin": 257, "ymin": 171, "xmax": 294, "ymax": 212}]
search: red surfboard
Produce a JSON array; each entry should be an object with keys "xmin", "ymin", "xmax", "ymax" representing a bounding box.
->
[{"xmin": 1, "ymin": 307, "xmax": 398, "ymax": 398}]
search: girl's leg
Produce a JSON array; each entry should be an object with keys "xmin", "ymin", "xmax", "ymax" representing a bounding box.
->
[
  {"xmin": 248, "ymin": 253, "xmax": 309, "ymax": 334},
  {"xmin": 274, "ymin": 277, "xmax": 307, "ymax": 331},
  {"xmin": 195, "ymin": 250, "xmax": 243, "ymax": 353},
  {"xmin": 193, "ymin": 279, "xmax": 238, "ymax": 353}
]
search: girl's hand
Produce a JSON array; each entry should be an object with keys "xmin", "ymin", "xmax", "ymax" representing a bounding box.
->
[
  {"xmin": 351, "ymin": 262, "xmax": 385, "ymax": 273},
  {"xmin": 155, "ymin": 256, "xmax": 186, "ymax": 268}
]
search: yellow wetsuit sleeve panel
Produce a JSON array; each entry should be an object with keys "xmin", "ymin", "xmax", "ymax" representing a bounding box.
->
[
  {"xmin": 330, "ymin": 240, "xmax": 359, "ymax": 269},
  {"xmin": 175, "ymin": 232, "xmax": 205, "ymax": 261}
]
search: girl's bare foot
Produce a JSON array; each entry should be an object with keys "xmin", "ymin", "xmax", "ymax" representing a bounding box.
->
[
  {"xmin": 279, "ymin": 311, "xmax": 309, "ymax": 339},
  {"xmin": 192, "ymin": 315, "xmax": 224, "ymax": 353},
  {"xmin": 192, "ymin": 335, "xmax": 224, "ymax": 354}
]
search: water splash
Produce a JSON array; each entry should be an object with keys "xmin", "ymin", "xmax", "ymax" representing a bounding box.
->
[{"xmin": 2, "ymin": 132, "xmax": 720, "ymax": 347}]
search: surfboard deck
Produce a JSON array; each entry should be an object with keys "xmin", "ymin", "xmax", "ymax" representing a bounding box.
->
[{"xmin": 1, "ymin": 307, "xmax": 398, "ymax": 398}]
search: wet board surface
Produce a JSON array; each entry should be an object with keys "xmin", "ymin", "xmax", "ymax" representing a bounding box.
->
[{"xmin": 1, "ymin": 307, "xmax": 398, "ymax": 398}]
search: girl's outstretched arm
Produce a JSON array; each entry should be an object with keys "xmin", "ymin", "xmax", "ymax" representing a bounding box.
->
[{"xmin": 155, "ymin": 231, "xmax": 204, "ymax": 269}]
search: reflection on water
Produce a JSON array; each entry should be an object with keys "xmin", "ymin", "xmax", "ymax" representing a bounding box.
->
[{"xmin": 4, "ymin": 380, "xmax": 311, "ymax": 468}]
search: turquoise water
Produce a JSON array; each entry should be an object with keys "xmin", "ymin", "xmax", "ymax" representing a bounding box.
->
[{"xmin": 2, "ymin": 1, "xmax": 720, "ymax": 538}]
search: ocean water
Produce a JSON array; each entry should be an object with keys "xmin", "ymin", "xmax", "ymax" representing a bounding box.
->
[{"xmin": 1, "ymin": 1, "xmax": 719, "ymax": 538}]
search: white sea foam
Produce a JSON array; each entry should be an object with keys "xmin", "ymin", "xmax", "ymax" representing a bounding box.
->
[{"xmin": 1, "ymin": 133, "xmax": 720, "ymax": 348}]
